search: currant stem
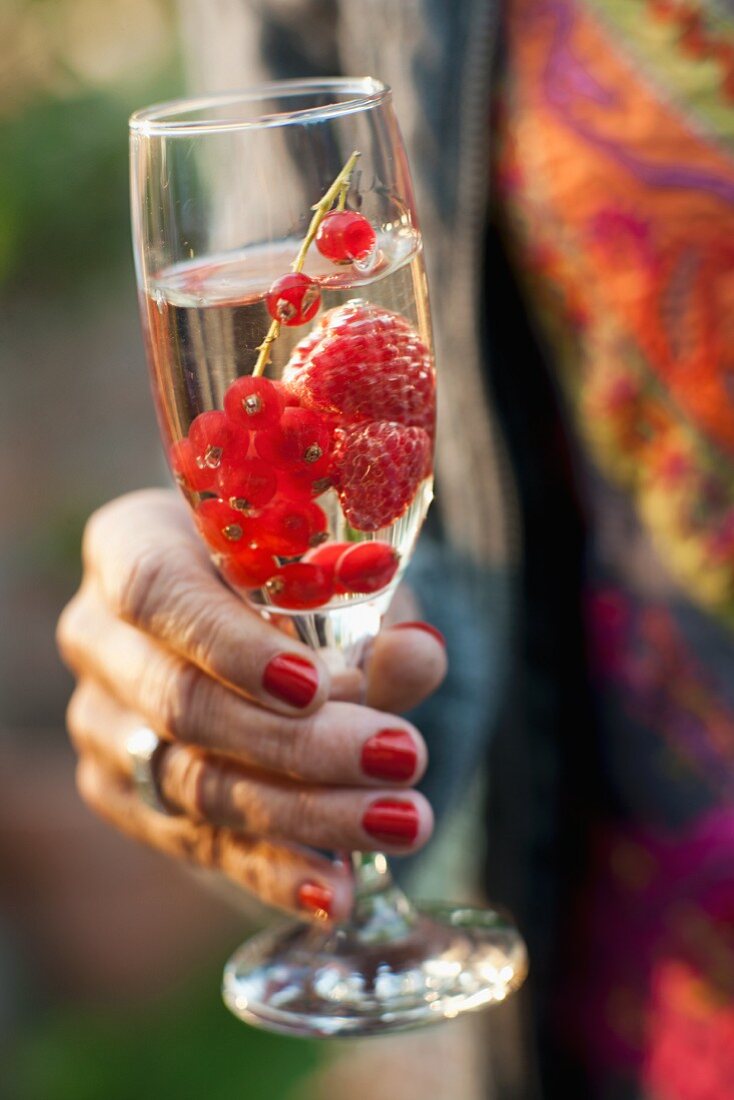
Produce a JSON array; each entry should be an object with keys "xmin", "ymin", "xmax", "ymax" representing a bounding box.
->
[
  {"xmin": 252, "ymin": 150, "xmax": 361, "ymax": 378},
  {"xmin": 253, "ymin": 320, "xmax": 281, "ymax": 375},
  {"xmin": 336, "ymin": 171, "xmax": 352, "ymax": 213},
  {"xmin": 294, "ymin": 149, "xmax": 360, "ymax": 268}
]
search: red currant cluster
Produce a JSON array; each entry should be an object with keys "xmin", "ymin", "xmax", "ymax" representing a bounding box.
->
[
  {"xmin": 169, "ymin": 378, "xmax": 402, "ymax": 607},
  {"xmin": 171, "ymin": 376, "xmax": 330, "ymax": 607}
]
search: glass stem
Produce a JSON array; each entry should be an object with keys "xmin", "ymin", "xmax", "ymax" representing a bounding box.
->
[
  {"xmin": 291, "ymin": 602, "xmax": 418, "ymax": 939},
  {"xmin": 351, "ymin": 850, "xmax": 392, "ymax": 897},
  {"xmin": 345, "ymin": 850, "xmax": 418, "ymax": 940}
]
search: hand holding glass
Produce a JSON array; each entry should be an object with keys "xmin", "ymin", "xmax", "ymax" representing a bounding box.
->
[{"xmin": 130, "ymin": 79, "xmax": 526, "ymax": 1038}]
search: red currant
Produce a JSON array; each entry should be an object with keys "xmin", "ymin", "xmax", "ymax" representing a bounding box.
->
[
  {"xmin": 266, "ymin": 273, "xmax": 321, "ymax": 326},
  {"xmin": 195, "ymin": 498, "xmax": 255, "ymax": 554},
  {"xmin": 169, "ymin": 438, "xmax": 216, "ymax": 493},
  {"xmin": 335, "ymin": 541, "xmax": 400, "ymax": 594},
  {"xmin": 303, "ymin": 542, "xmax": 351, "ymax": 593},
  {"xmin": 255, "ymin": 498, "xmax": 328, "ymax": 556},
  {"xmin": 224, "ymin": 376, "xmax": 286, "ymax": 432},
  {"xmin": 277, "ymin": 470, "xmax": 333, "ymax": 500},
  {"xmin": 266, "ymin": 562, "xmax": 334, "ymax": 610},
  {"xmin": 255, "ymin": 407, "xmax": 333, "ymax": 479},
  {"xmin": 275, "ymin": 470, "xmax": 312, "ymax": 501},
  {"xmin": 219, "ymin": 547, "xmax": 278, "ymax": 590},
  {"xmin": 217, "ymin": 457, "xmax": 277, "ymax": 512},
  {"xmin": 188, "ymin": 410, "xmax": 245, "ymax": 476},
  {"xmin": 315, "ymin": 210, "xmax": 377, "ymax": 265}
]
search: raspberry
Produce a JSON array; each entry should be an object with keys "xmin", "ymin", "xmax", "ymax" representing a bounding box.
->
[
  {"xmin": 255, "ymin": 498, "xmax": 328, "ymax": 556},
  {"xmin": 315, "ymin": 210, "xmax": 377, "ymax": 265},
  {"xmin": 219, "ymin": 547, "xmax": 278, "ymax": 590},
  {"xmin": 266, "ymin": 272, "xmax": 321, "ymax": 326},
  {"xmin": 265, "ymin": 562, "xmax": 334, "ymax": 610},
  {"xmin": 282, "ymin": 323, "xmax": 323, "ymax": 373},
  {"xmin": 282, "ymin": 387, "xmax": 302, "ymax": 408},
  {"xmin": 282, "ymin": 301, "xmax": 435, "ymax": 437},
  {"xmin": 333, "ymin": 421, "xmax": 430, "ymax": 532},
  {"xmin": 224, "ymin": 376, "xmax": 286, "ymax": 432},
  {"xmin": 255, "ymin": 407, "xmax": 333, "ymax": 480},
  {"xmin": 217, "ymin": 457, "xmax": 277, "ymax": 512},
  {"xmin": 195, "ymin": 498, "xmax": 255, "ymax": 554},
  {"xmin": 303, "ymin": 542, "xmax": 352, "ymax": 594},
  {"xmin": 335, "ymin": 542, "xmax": 400, "ymax": 594}
]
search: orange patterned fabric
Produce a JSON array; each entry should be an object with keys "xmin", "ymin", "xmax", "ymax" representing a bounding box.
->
[
  {"xmin": 496, "ymin": 3, "xmax": 734, "ymax": 1096},
  {"xmin": 497, "ymin": 0, "xmax": 734, "ymax": 622}
]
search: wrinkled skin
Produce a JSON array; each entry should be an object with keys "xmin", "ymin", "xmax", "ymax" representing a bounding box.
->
[{"xmin": 57, "ymin": 490, "xmax": 447, "ymax": 921}]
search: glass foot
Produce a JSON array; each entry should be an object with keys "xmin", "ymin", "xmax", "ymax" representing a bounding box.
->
[{"xmin": 222, "ymin": 903, "xmax": 528, "ymax": 1038}]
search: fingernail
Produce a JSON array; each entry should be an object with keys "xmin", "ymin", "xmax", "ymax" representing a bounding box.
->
[
  {"xmin": 297, "ymin": 881, "xmax": 333, "ymax": 919},
  {"xmin": 362, "ymin": 799, "xmax": 419, "ymax": 845},
  {"xmin": 263, "ymin": 654, "xmax": 319, "ymax": 708},
  {"xmin": 393, "ymin": 621, "xmax": 446, "ymax": 647},
  {"xmin": 361, "ymin": 729, "xmax": 418, "ymax": 782}
]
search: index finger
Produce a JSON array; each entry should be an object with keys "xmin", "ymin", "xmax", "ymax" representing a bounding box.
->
[{"xmin": 83, "ymin": 489, "xmax": 330, "ymax": 715}]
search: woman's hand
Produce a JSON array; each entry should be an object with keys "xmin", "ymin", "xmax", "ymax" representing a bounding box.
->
[{"xmin": 57, "ymin": 490, "xmax": 447, "ymax": 922}]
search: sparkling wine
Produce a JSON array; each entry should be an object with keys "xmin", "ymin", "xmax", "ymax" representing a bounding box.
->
[{"xmin": 142, "ymin": 227, "xmax": 435, "ymax": 613}]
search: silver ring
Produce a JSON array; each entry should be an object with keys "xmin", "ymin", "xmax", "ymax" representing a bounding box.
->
[{"xmin": 125, "ymin": 727, "xmax": 174, "ymax": 815}]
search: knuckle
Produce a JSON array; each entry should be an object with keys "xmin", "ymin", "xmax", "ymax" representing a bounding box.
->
[
  {"xmin": 238, "ymin": 859, "xmax": 265, "ymax": 899},
  {"xmin": 115, "ymin": 545, "xmax": 173, "ymax": 628},
  {"xmin": 196, "ymin": 756, "xmax": 236, "ymax": 822},
  {"xmin": 231, "ymin": 843, "xmax": 272, "ymax": 899},
  {"xmin": 282, "ymin": 786, "xmax": 320, "ymax": 843},
  {"xmin": 81, "ymin": 492, "xmax": 163, "ymax": 570},
  {"xmin": 80, "ymin": 504, "xmax": 108, "ymax": 571},
  {"xmin": 164, "ymin": 745, "xmax": 209, "ymax": 818},
  {"xmin": 299, "ymin": 789, "xmax": 357, "ymax": 848},
  {"xmin": 268, "ymin": 712, "xmax": 318, "ymax": 779},
  {"xmin": 194, "ymin": 821, "xmax": 225, "ymax": 868},
  {"xmin": 199, "ymin": 755, "xmax": 255, "ymax": 833},
  {"xmin": 75, "ymin": 758, "xmax": 103, "ymax": 811},
  {"xmin": 55, "ymin": 592, "xmax": 87, "ymax": 667},
  {"xmin": 65, "ymin": 686, "xmax": 91, "ymax": 752},
  {"xmin": 156, "ymin": 660, "xmax": 205, "ymax": 742},
  {"xmin": 218, "ymin": 835, "xmax": 293, "ymax": 906},
  {"xmin": 192, "ymin": 603, "xmax": 233, "ymax": 673}
]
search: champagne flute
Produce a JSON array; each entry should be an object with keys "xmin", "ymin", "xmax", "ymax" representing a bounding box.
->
[{"xmin": 130, "ymin": 78, "xmax": 527, "ymax": 1038}]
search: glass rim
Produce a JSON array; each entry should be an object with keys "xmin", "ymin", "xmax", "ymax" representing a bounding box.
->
[{"xmin": 129, "ymin": 78, "xmax": 390, "ymax": 137}]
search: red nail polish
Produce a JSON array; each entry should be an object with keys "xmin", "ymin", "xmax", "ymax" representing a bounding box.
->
[
  {"xmin": 393, "ymin": 621, "xmax": 446, "ymax": 648},
  {"xmin": 362, "ymin": 799, "xmax": 419, "ymax": 845},
  {"xmin": 361, "ymin": 729, "xmax": 417, "ymax": 782},
  {"xmin": 297, "ymin": 881, "xmax": 333, "ymax": 919},
  {"xmin": 263, "ymin": 653, "xmax": 318, "ymax": 708}
]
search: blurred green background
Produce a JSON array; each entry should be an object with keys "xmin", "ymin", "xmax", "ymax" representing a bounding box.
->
[{"xmin": 0, "ymin": 2, "xmax": 325, "ymax": 1095}]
